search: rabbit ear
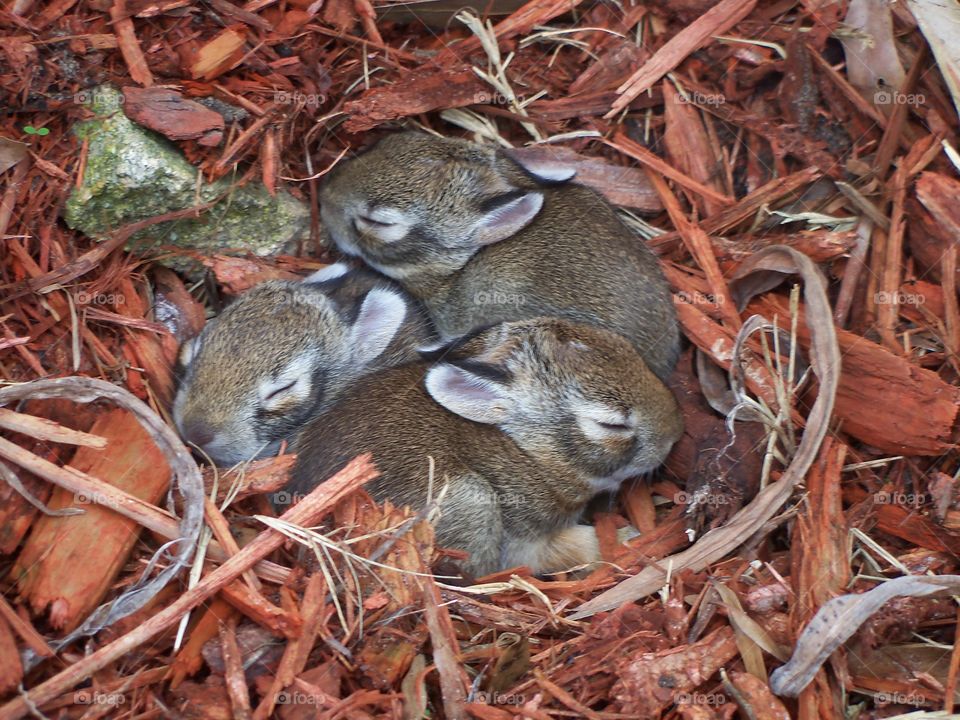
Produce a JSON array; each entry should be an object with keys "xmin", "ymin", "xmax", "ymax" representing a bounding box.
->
[
  {"xmin": 503, "ymin": 149, "xmax": 577, "ymax": 183},
  {"xmin": 303, "ymin": 262, "xmax": 350, "ymax": 284},
  {"xmin": 348, "ymin": 288, "xmax": 408, "ymax": 365},
  {"xmin": 470, "ymin": 191, "xmax": 543, "ymax": 247},
  {"xmin": 425, "ymin": 363, "xmax": 514, "ymax": 424},
  {"xmin": 178, "ymin": 335, "xmax": 201, "ymax": 367}
]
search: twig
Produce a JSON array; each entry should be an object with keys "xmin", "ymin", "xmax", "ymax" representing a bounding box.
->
[
  {"xmin": 0, "ymin": 377, "xmax": 204, "ymax": 664},
  {"xmin": 0, "ymin": 455, "xmax": 377, "ymax": 720}
]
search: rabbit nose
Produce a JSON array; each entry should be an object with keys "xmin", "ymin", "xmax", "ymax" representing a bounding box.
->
[{"xmin": 183, "ymin": 421, "xmax": 216, "ymax": 449}]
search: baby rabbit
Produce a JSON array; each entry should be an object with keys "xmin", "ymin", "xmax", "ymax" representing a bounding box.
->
[
  {"xmin": 320, "ymin": 132, "xmax": 680, "ymax": 382},
  {"xmin": 285, "ymin": 317, "xmax": 683, "ymax": 577},
  {"xmin": 174, "ymin": 264, "xmax": 434, "ymax": 466}
]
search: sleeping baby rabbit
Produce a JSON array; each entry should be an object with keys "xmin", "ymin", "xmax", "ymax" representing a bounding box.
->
[
  {"xmin": 173, "ymin": 264, "xmax": 434, "ymax": 466},
  {"xmin": 319, "ymin": 131, "xmax": 680, "ymax": 382},
  {"xmin": 284, "ymin": 317, "xmax": 683, "ymax": 577}
]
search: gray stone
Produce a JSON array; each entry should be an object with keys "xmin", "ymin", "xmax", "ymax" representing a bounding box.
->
[{"xmin": 64, "ymin": 87, "xmax": 308, "ymax": 268}]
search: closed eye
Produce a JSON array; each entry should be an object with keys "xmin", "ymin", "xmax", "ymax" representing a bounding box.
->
[
  {"xmin": 351, "ymin": 208, "xmax": 412, "ymax": 244},
  {"xmin": 355, "ymin": 215, "xmax": 395, "ymax": 230},
  {"xmin": 596, "ymin": 421, "xmax": 631, "ymax": 432},
  {"xmin": 263, "ymin": 380, "xmax": 296, "ymax": 402}
]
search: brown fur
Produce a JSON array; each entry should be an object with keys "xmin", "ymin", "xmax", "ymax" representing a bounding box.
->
[
  {"xmin": 287, "ymin": 317, "xmax": 683, "ymax": 577},
  {"xmin": 320, "ymin": 132, "xmax": 680, "ymax": 381},
  {"xmin": 174, "ymin": 266, "xmax": 434, "ymax": 466}
]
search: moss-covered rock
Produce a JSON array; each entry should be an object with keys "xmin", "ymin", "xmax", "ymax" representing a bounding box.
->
[{"xmin": 64, "ymin": 87, "xmax": 308, "ymax": 267}]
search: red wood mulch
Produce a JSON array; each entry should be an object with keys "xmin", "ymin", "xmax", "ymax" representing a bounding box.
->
[{"xmin": 1, "ymin": 0, "xmax": 959, "ymax": 718}]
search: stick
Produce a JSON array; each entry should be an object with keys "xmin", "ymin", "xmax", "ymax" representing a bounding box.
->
[{"xmin": 0, "ymin": 455, "xmax": 377, "ymax": 720}]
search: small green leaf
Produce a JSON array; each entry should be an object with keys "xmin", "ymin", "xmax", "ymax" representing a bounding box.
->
[
  {"xmin": 23, "ymin": 126, "xmax": 37, "ymax": 134},
  {"xmin": 36, "ymin": 127, "xmax": 49, "ymax": 136}
]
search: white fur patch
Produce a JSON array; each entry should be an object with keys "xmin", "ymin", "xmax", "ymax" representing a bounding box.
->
[
  {"xmin": 365, "ymin": 207, "xmax": 409, "ymax": 225},
  {"xmin": 259, "ymin": 354, "xmax": 314, "ymax": 408},
  {"xmin": 304, "ymin": 263, "xmax": 350, "ymax": 283},
  {"xmin": 354, "ymin": 207, "xmax": 414, "ymax": 244},
  {"xmin": 573, "ymin": 400, "xmax": 634, "ymax": 441},
  {"xmin": 527, "ymin": 163, "xmax": 576, "ymax": 182},
  {"xmin": 349, "ymin": 288, "xmax": 407, "ymax": 364},
  {"xmin": 416, "ymin": 340, "xmax": 447, "ymax": 354}
]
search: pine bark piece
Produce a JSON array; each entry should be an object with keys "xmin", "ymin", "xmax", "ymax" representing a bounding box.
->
[
  {"xmin": 844, "ymin": 484, "xmax": 960, "ymax": 554},
  {"xmin": 11, "ymin": 407, "xmax": 171, "ymax": 632},
  {"xmin": 109, "ymin": 0, "xmax": 153, "ymax": 86},
  {"xmin": 650, "ymin": 167, "xmax": 822, "ymax": 255},
  {"xmin": 169, "ymin": 599, "xmax": 236, "ymax": 688},
  {"xmin": 611, "ymin": 132, "xmax": 735, "ymax": 208},
  {"xmin": 219, "ymin": 580, "xmax": 302, "ymax": 639},
  {"xmin": 0, "ymin": 455, "xmax": 376, "ymax": 720},
  {"xmin": 344, "ymin": 65, "xmax": 489, "ymax": 133},
  {"xmin": 754, "ymin": 295, "xmax": 960, "ymax": 455},
  {"xmin": 607, "ymin": 0, "xmax": 758, "ymax": 116},
  {"xmin": 0, "ymin": 594, "xmax": 53, "ymax": 660},
  {"xmin": 726, "ymin": 671, "xmax": 790, "ymax": 719},
  {"xmin": 122, "ymin": 86, "xmax": 224, "ymax": 145},
  {"xmin": 790, "ymin": 440, "xmax": 849, "ymax": 718},
  {"xmin": 0, "ymin": 399, "xmax": 98, "ymax": 554},
  {"xmin": 663, "ymin": 80, "xmax": 725, "ymax": 217},
  {"xmin": 114, "ymin": 277, "xmax": 177, "ymax": 407},
  {"xmin": 219, "ymin": 617, "xmax": 253, "ymax": 720},
  {"xmin": 612, "ymin": 625, "xmax": 738, "ymax": 715},
  {"xmin": 420, "ymin": 573, "xmax": 468, "ymax": 719},
  {"xmin": 876, "ymin": 165, "xmax": 908, "ymax": 350},
  {"xmin": 0, "ymin": 408, "xmax": 105, "ymax": 448},
  {"xmin": 190, "ymin": 26, "xmax": 247, "ymax": 81},
  {"xmin": 0, "ymin": 614, "xmax": 23, "ymax": 695},
  {"xmin": 252, "ymin": 573, "xmax": 327, "ymax": 720}
]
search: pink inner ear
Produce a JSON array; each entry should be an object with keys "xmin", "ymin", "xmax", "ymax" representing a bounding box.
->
[
  {"xmin": 474, "ymin": 192, "xmax": 543, "ymax": 246},
  {"xmin": 505, "ymin": 148, "xmax": 578, "ymax": 183},
  {"xmin": 425, "ymin": 364, "xmax": 506, "ymax": 425},
  {"xmin": 443, "ymin": 369, "xmax": 498, "ymax": 402}
]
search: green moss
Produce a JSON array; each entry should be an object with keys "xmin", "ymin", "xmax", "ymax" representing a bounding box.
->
[{"xmin": 64, "ymin": 87, "xmax": 308, "ymax": 269}]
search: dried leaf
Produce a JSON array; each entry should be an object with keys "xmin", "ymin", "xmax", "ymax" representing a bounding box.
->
[
  {"xmin": 607, "ymin": 0, "xmax": 758, "ymax": 116},
  {"xmin": 572, "ymin": 246, "xmax": 840, "ymax": 618},
  {"xmin": 0, "ymin": 136, "xmax": 29, "ymax": 175},
  {"xmin": 842, "ymin": 0, "xmax": 906, "ymax": 94},
  {"xmin": 907, "ymin": 0, "xmax": 960, "ymax": 123},
  {"xmin": 770, "ymin": 575, "xmax": 960, "ymax": 696}
]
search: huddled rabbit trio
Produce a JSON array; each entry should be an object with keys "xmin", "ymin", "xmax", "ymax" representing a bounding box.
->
[{"xmin": 173, "ymin": 132, "xmax": 684, "ymax": 577}]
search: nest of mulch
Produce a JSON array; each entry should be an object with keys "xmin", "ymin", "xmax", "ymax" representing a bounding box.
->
[{"xmin": 1, "ymin": 0, "xmax": 960, "ymax": 718}]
